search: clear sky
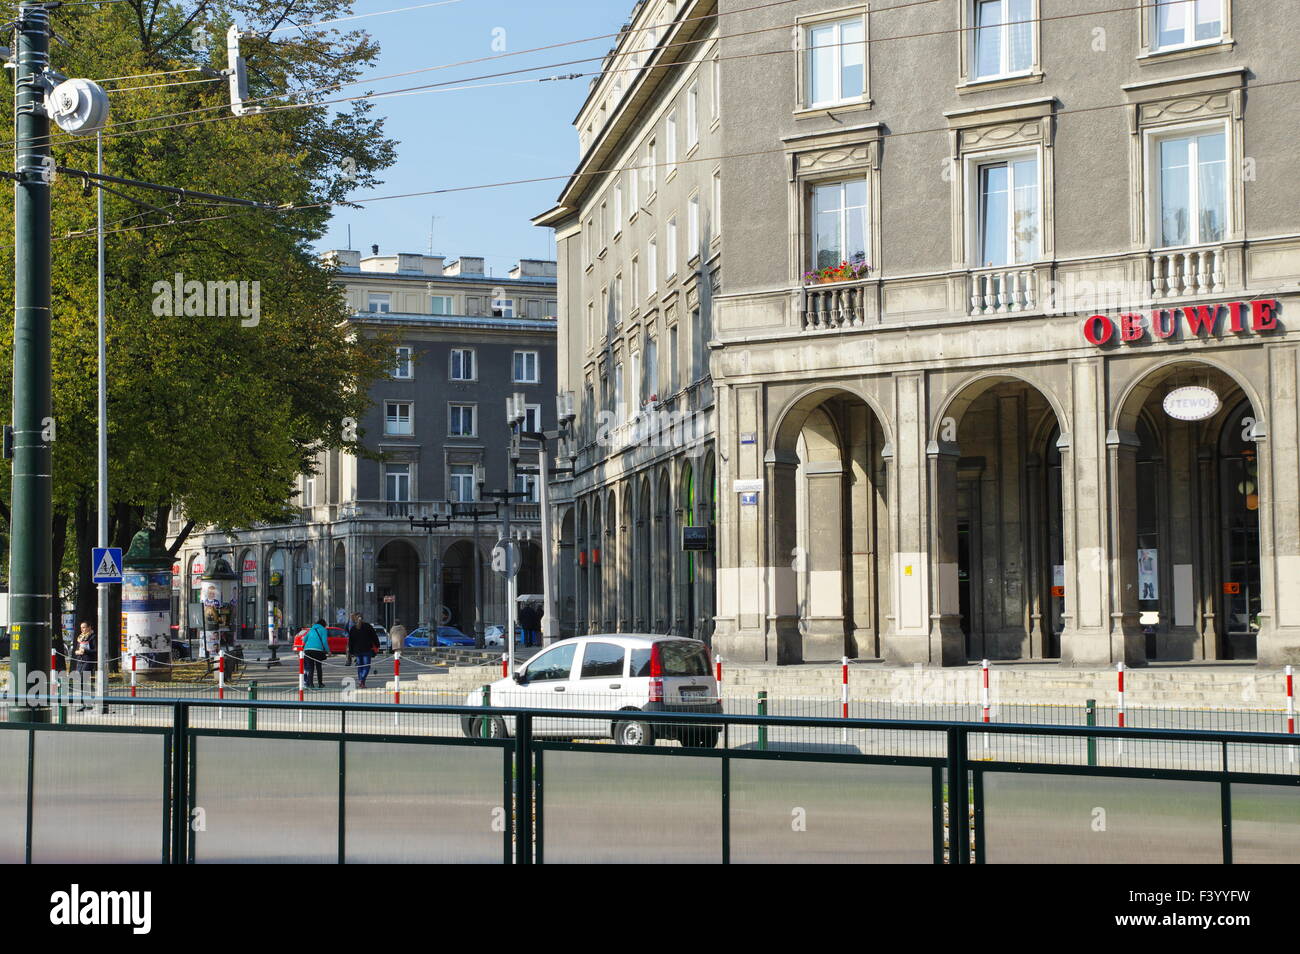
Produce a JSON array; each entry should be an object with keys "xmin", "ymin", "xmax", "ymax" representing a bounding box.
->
[{"xmin": 315, "ymin": 0, "xmax": 631, "ymax": 273}]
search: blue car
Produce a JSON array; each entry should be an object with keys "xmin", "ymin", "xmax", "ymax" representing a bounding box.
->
[{"xmin": 404, "ymin": 626, "xmax": 475, "ymax": 648}]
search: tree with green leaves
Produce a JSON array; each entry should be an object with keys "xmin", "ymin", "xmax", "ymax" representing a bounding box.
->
[{"xmin": 0, "ymin": 0, "xmax": 397, "ymax": 655}]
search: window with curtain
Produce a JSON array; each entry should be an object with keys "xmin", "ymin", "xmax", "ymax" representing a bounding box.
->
[
  {"xmin": 1154, "ymin": 0, "xmax": 1222, "ymax": 50},
  {"xmin": 805, "ymin": 16, "xmax": 866, "ymax": 106},
  {"xmin": 976, "ymin": 155, "xmax": 1039, "ymax": 266},
  {"xmin": 973, "ymin": 0, "xmax": 1033, "ymax": 79},
  {"xmin": 1156, "ymin": 129, "xmax": 1226, "ymax": 248},
  {"xmin": 811, "ymin": 178, "xmax": 868, "ymax": 271}
]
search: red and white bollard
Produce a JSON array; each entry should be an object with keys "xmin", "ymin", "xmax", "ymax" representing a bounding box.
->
[
  {"xmin": 297, "ymin": 649, "xmax": 305, "ymax": 700},
  {"xmin": 501, "ymin": 653, "xmax": 508, "ymax": 679},
  {"xmin": 394, "ymin": 650, "xmax": 402, "ymax": 706},
  {"xmin": 841, "ymin": 656, "xmax": 850, "ymax": 742},
  {"xmin": 715, "ymin": 653, "xmax": 723, "ymax": 688},
  {"xmin": 50, "ymin": 649, "xmax": 58, "ymax": 708},
  {"xmin": 217, "ymin": 650, "xmax": 225, "ymax": 701},
  {"xmin": 1286, "ymin": 666, "xmax": 1294, "ymax": 764},
  {"xmin": 1116, "ymin": 661, "xmax": 1126, "ymax": 756},
  {"xmin": 981, "ymin": 659, "xmax": 991, "ymax": 723},
  {"xmin": 130, "ymin": 653, "xmax": 138, "ymax": 698}
]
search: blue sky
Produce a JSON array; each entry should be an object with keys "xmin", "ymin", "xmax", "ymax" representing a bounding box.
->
[{"xmin": 315, "ymin": 0, "xmax": 630, "ymax": 273}]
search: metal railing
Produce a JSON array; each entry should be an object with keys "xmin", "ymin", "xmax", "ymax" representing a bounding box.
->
[{"xmin": 1, "ymin": 695, "xmax": 1296, "ymax": 864}]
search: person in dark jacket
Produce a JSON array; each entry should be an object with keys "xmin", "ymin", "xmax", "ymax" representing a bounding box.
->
[
  {"xmin": 347, "ymin": 613, "xmax": 380, "ymax": 688},
  {"xmin": 518, "ymin": 602, "xmax": 540, "ymax": 648},
  {"xmin": 73, "ymin": 622, "xmax": 96, "ymax": 710}
]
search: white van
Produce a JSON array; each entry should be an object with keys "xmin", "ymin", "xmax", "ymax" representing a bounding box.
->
[{"xmin": 461, "ymin": 634, "xmax": 721, "ymax": 747}]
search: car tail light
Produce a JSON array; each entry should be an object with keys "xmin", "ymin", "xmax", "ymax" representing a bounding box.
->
[{"xmin": 649, "ymin": 642, "xmax": 664, "ymax": 703}]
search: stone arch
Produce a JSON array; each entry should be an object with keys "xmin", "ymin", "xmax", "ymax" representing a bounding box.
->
[
  {"xmin": 771, "ymin": 383, "xmax": 894, "ymax": 456},
  {"xmin": 932, "ymin": 368, "xmax": 1070, "ymax": 445},
  {"xmin": 1111, "ymin": 354, "xmax": 1265, "ymax": 434}
]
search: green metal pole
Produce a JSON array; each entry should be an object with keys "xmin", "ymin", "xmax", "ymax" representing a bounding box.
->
[
  {"xmin": 248, "ymin": 681, "xmax": 257, "ymax": 732},
  {"xmin": 481, "ymin": 684, "xmax": 490, "ymax": 738},
  {"xmin": 8, "ymin": 3, "xmax": 54, "ymax": 724},
  {"xmin": 1086, "ymin": 698, "xmax": 1096, "ymax": 766},
  {"xmin": 757, "ymin": 690, "xmax": 767, "ymax": 751}
]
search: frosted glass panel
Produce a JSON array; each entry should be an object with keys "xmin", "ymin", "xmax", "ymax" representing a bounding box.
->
[
  {"xmin": 731, "ymin": 760, "xmax": 933, "ymax": 863},
  {"xmin": 982, "ymin": 772, "xmax": 1222, "ymax": 863},
  {"xmin": 193, "ymin": 737, "xmax": 337, "ymax": 863},
  {"xmin": 345, "ymin": 742, "xmax": 505, "ymax": 864},
  {"xmin": 1231, "ymin": 783, "xmax": 1300, "ymax": 864},
  {"xmin": 541, "ymin": 750, "xmax": 720, "ymax": 863},
  {"xmin": 32, "ymin": 730, "xmax": 166, "ymax": 863},
  {"xmin": 0, "ymin": 730, "xmax": 28, "ymax": 863}
]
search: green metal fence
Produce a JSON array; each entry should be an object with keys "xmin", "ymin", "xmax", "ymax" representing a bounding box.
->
[{"xmin": 1, "ymin": 696, "xmax": 1296, "ymax": 863}]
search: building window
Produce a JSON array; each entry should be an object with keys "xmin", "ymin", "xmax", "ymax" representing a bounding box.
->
[
  {"xmin": 449, "ymin": 403, "xmax": 476, "ymax": 437},
  {"xmin": 631, "ymin": 255, "xmax": 640, "ymax": 305},
  {"xmin": 629, "ymin": 349, "xmax": 641, "ymax": 410},
  {"xmin": 430, "ymin": 295, "xmax": 453, "ymax": 315},
  {"xmin": 393, "ymin": 346, "xmax": 413, "ymax": 379},
  {"xmin": 805, "ymin": 15, "xmax": 866, "ymax": 107},
  {"xmin": 584, "ymin": 218, "xmax": 593, "ymax": 265},
  {"xmin": 712, "ymin": 54, "xmax": 721, "ymax": 121},
  {"xmin": 614, "ymin": 182, "xmax": 623, "ymax": 229},
  {"xmin": 450, "ymin": 348, "xmax": 475, "ymax": 381},
  {"xmin": 614, "ymin": 361, "xmax": 625, "ymax": 418},
  {"xmin": 666, "ymin": 215, "xmax": 678, "ymax": 279},
  {"xmin": 668, "ymin": 325, "xmax": 679, "ymax": 392},
  {"xmin": 644, "ymin": 139, "xmax": 657, "ymax": 197},
  {"xmin": 613, "ymin": 273, "xmax": 624, "ymax": 324},
  {"xmin": 586, "ymin": 302, "xmax": 595, "ymax": 347},
  {"xmin": 647, "ymin": 238, "xmax": 658, "ymax": 294},
  {"xmin": 811, "ymin": 178, "xmax": 868, "ymax": 271},
  {"xmin": 524, "ymin": 403, "xmax": 541, "ymax": 435},
  {"xmin": 385, "ymin": 464, "xmax": 411, "ymax": 502},
  {"xmin": 513, "ymin": 473, "xmax": 538, "ymax": 503},
  {"xmin": 367, "ymin": 292, "xmax": 391, "ymax": 313},
  {"xmin": 384, "ymin": 401, "xmax": 413, "ymax": 436},
  {"xmin": 492, "ymin": 296, "xmax": 515, "ymax": 318},
  {"xmin": 973, "ymin": 154, "xmax": 1039, "ymax": 266},
  {"xmin": 629, "ymin": 165, "xmax": 639, "ymax": 218},
  {"xmin": 449, "ymin": 464, "xmax": 476, "ymax": 502},
  {"xmin": 972, "ymin": 0, "xmax": 1034, "ymax": 80},
  {"xmin": 688, "ymin": 193, "xmax": 700, "ymax": 258},
  {"xmin": 600, "ymin": 202, "xmax": 608, "ymax": 250},
  {"xmin": 1153, "ymin": 0, "xmax": 1222, "ymax": 51},
  {"xmin": 1153, "ymin": 128, "xmax": 1226, "ymax": 248},
  {"xmin": 301, "ymin": 474, "xmax": 315, "ymax": 507},
  {"xmin": 687, "ymin": 81, "xmax": 699, "ymax": 148},
  {"xmin": 666, "ymin": 111, "xmax": 678, "ymax": 174},
  {"xmin": 713, "ymin": 169, "xmax": 722, "ymax": 236},
  {"xmin": 513, "ymin": 351, "xmax": 539, "ymax": 384},
  {"xmin": 645, "ymin": 335, "xmax": 658, "ymax": 400}
]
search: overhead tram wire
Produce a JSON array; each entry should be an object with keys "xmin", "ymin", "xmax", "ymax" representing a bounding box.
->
[
  {"xmin": 16, "ymin": 71, "xmax": 1300, "ymax": 254},
  {"xmin": 262, "ymin": 0, "xmax": 467, "ymax": 34},
  {"xmin": 1, "ymin": 0, "xmax": 1206, "ymax": 157}
]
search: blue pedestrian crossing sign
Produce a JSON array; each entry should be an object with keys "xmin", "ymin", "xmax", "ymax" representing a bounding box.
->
[{"xmin": 92, "ymin": 547, "xmax": 124, "ymax": 584}]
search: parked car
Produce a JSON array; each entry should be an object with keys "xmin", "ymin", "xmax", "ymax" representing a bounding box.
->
[
  {"xmin": 483, "ymin": 624, "xmax": 521, "ymax": 647},
  {"xmin": 404, "ymin": 625, "xmax": 475, "ymax": 648},
  {"xmin": 292, "ymin": 626, "xmax": 349, "ymax": 655},
  {"xmin": 461, "ymin": 635, "xmax": 721, "ymax": 747},
  {"xmin": 373, "ymin": 625, "xmax": 391, "ymax": 652}
]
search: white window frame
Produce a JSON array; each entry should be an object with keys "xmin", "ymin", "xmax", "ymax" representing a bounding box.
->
[
  {"xmin": 449, "ymin": 348, "xmax": 476, "ymax": 381},
  {"xmin": 713, "ymin": 169, "xmax": 722, "ymax": 238},
  {"xmin": 802, "ymin": 13, "xmax": 869, "ymax": 109},
  {"xmin": 711, "ymin": 54, "xmax": 721, "ymax": 122},
  {"xmin": 645, "ymin": 139, "xmax": 658, "ymax": 198},
  {"xmin": 613, "ymin": 273, "xmax": 624, "ymax": 324},
  {"xmin": 523, "ymin": 403, "xmax": 542, "ymax": 435},
  {"xmin": 513, "ymin": 350, "xmax": 539, "ymax": 384},
  {"xmin": 666, "ymin": 215, "xmax": 678, "ymax": 280},
  {"xmin": 1144, "ymin": 119, "xmax": 1231, "ymax": 250},
  {"xmin": 514, "ymin": 473, "xmax": 539, "ymax": 503},
  {"xmin": 631, "ymin": 254, "xmax": 640, "ymax": 306},
  {"xmin": 1149, "ymin": 0, "xmax": 1225, "ymax": 53},
  {"xmin": 384, "ymin": 401, "xmax": 414, "ymax": 437},
  {"xmin": 429, "ymin": 295, "xmax": 454, "ymax": 315},
  {"xmin": 687, "ymin": 81, "xmax": 699, "ymax": 149},
  {"xmin": 970, "ymin": 0, "xmax": 1036, "ymax": 81},
  {"xmin": 629, "ymin": 165, "xmax": 639, "ymax": 219},
  {"xmin": 367, "ymin": 291, "xmax": 391, "ymax": 314},
  {"xmin": 614, "ymin": 181, "xmax": 624, "ymax": 231},
  {"xmin": 393, "ymin": 346, "xmax": 413, "ymax": 379},
  {"xmin": 384, "ymin": 464, "xmax": 411, "ymax": 503},
  {"xmin": 688, "ymin": 193, "xmax": 700, "ymax": 259},
  {"xmin": 965, "ymin": 147, "xmax": 1043, "ymax": 268},
  {"xmin": 808, "ymin": 177, "xmax": 870, "ymax": 273},
  {"xmin": 491, "ymin": 296, "xmax": 515, "ymax": 318},
  {"xmin": 647, "ymin": 238, "xmax": 658, "ymax": 295},
  {"xmin": 665, "ymin": 112, "xmax": 678, "ymax": 175},
  {"xmin": 448, "ymin": 403, "xmax": 477, "ymax": 437},
  {"xmin": 448, "ymin": 464, "xmax": 477, "ymax": 503},
  {"xmin": 301, "ymin": 474, "xmax": 316, "ymax": 508}
]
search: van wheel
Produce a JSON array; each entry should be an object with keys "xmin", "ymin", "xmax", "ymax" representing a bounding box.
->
[
  {"xmin": 469, "ymin": 716, "xmax": 508, "ymax": 740},
  {"xmin": 684, "ymin": 727, "xmax": 721, "ymax": 749},
  {"xmin": 614, "ymin": 719, "xmax": 654, "ymax": 746}
]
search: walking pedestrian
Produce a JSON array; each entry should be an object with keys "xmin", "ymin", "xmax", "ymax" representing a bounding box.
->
[
  {"xmin": 347, "ymin": 613, "xmax": 380, "ymax": 689},
  {"xmin": 73, "ymin": 622, "xmax": 96, "ymax": 710},
  {"xmin": 518, "ymin": 601, "xmax": 540, "ymax": 648},
  {"xmin": 303, "ymin": 618, "xmax": 330, "ymax": 689}
]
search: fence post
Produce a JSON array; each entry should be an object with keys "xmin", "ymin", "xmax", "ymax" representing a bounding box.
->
[
  {"xmin": 481, "ymin": 685, "xmax": 491, "ymax": 739},
  {"xmin": 171, "ymin": 701, "xmax": 189, "ymax": 864},
  {"xmin": 757, "ymin": 690, "xmax": 767, "ymax": 751},
  {"xmin": 515, "ymin": 711, "xmax": 533, "ymax": 864},
  {"xmin": 947, "ymin": 726, "xmax": 969, "ymax": 864},
  {"xmin": 1085, "ymin": 698, "xmax": 1096, "ymax": 766},
  {"xmin": 841, "ymin": 657, "xmax": 849, "ymax": 743},
  {"xmin": 248, "ymin": 681, "xmax": 258, "ymax": 732}
]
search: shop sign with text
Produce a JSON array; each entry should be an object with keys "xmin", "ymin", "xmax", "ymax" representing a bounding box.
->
[{"xmin": 1082, "ymin": 299, "xmax": 1280, "ymax": 346}]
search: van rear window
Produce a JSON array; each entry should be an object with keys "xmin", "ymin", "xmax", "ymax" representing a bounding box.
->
[{"xmin": 629, "ymin": 641, "xmax": 710, "ymax": 677}]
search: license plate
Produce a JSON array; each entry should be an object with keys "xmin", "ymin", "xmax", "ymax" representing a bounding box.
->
[{"xmin": 679, "ymin": 686, "xmax": 708, "ymax": 698}]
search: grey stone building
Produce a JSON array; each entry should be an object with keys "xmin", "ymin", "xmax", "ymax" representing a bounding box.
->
[
  {"xmin": 171, "ymin": 250, "xmax": 557, "ymax": 640},
  {"xmin": 535, "ymin": 0, "xmax": 721, "ymax": 642},
  {"xmin": 708, "ymin": 0, "xmax": 1300, "ymax": 667}
]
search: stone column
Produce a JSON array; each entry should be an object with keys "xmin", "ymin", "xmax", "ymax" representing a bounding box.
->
[
  {"xmin": 927, "ymin": 440, "xmax": 966, "ymax": 665},
  {"xmin": 1059, "ymin": 358, "xmax": 1135, "ymax": 665},
  {"xmin": 1194, "ymin": 447, "xmax": 1219, "ymax": 659},
  {"xmin": 847, "ymin": 403, "xmax": 877, "ymax": 658},
  {"xmin": 1258, "ymin": 344, "xmax": 1299, "ymax": 666},
  {"xmin": 765, "ymin": 449, "xmax": 802, "ymax": 663},
  {"xmin": 1106, "ymin": 428, "xmax": 1144, "ymax": 663},
  {"xmin": 882, "ymin": 373, "xmax": 942, "ymax": 663},
  {"xmin": 1025, "ymin": 453, "xmax": 1046, "ymax": 658},
  {"xmin": 803, "ymin": 460, "xmax": 848, "ymax": 660}
]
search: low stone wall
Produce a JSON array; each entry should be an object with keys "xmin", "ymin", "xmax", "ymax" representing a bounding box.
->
[{"xmin": 387, "ymin": 661, "xmax": 1291, "ymax": 710}]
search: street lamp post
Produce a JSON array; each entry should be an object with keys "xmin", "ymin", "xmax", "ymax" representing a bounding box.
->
[
  {"xmin": 409, "ymin": 512, "xmax": 450, "ymax": 637},
  {"xmin": 519, "ymin": 391, "xmax": 576, "ymax": 646}
]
